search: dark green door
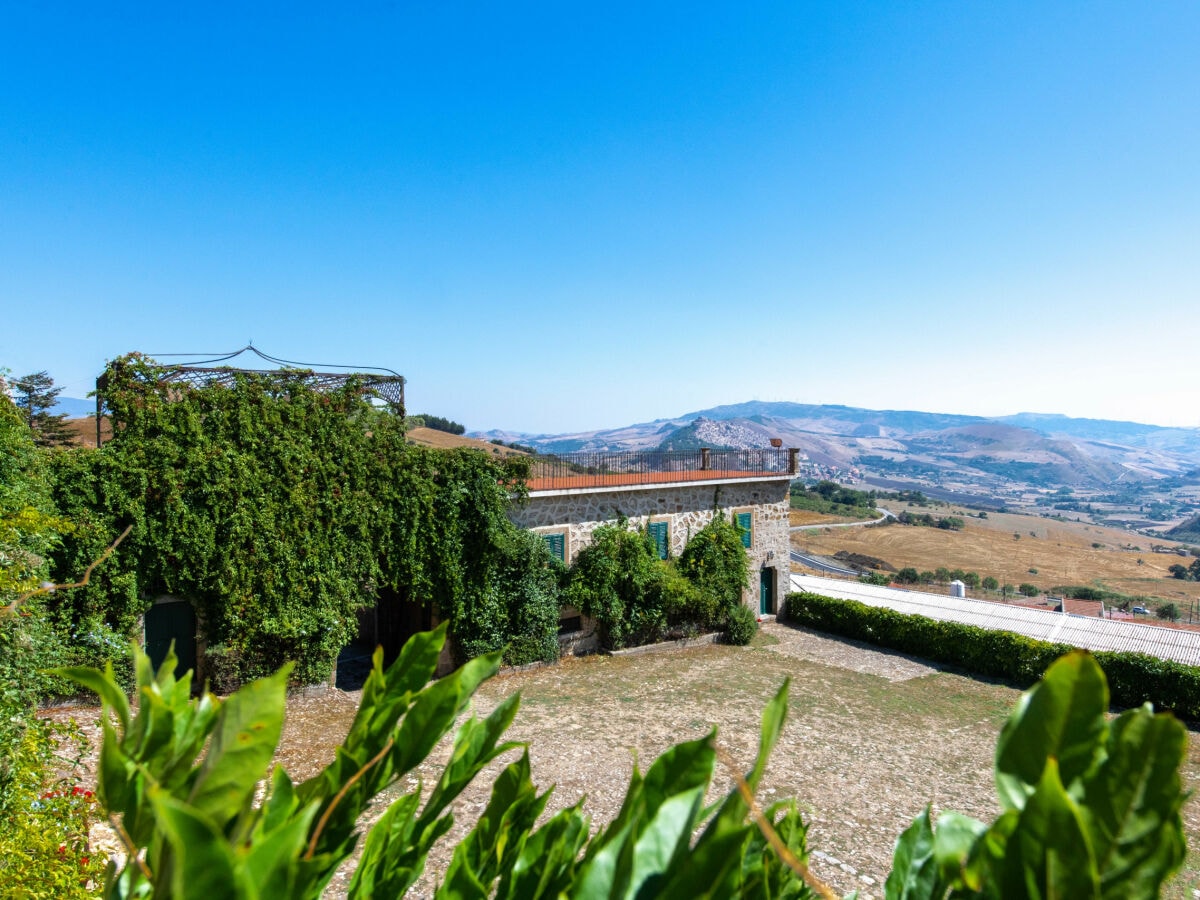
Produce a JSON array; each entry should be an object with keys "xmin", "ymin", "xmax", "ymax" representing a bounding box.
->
[
  {"xmin": 144, "ymin": 600, "xmax": 197, "ymax": 678},
  {"xmin": 759, "ymin": 567, "xmax": 774, "ymax": 615}
]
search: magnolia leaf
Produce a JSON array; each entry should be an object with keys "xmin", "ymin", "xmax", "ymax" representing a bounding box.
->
[
  {"xmin": 188, "ymin": 663, "xmax": 289, "ymax": 828},
  {"xmin": 149, "ymin": 790, "xmax": 254, "ymax": 900},
  {"xmin": 629, "ymin": 787, "xmax": 708, "ymax": 897},
  {"xmin": 1081, "ymin": 706, "xmax": 1188, "ymax": 899},
  {"xmin": 884, "ymin": 807, "xmax": 938, "ymax": 900},
  {"xmin": 988, "ymin": 758, "xmax": 1100, "ymax": 900},
  {"xmin": 995, "ymin": 651, "xmax": 1107, "ymax": 811},
  {"xmin": 495, "ymin": 801, "xmax": 589, "ymax": 900}
]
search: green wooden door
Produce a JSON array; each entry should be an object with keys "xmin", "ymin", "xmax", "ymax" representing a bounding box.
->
[
  {"xmin": 144, "ymin": 600, "xmax": 197, "ymax": 679},
  {"xmin": 759, "ymin": 567, "xmax": 774, "ymax": 615}
]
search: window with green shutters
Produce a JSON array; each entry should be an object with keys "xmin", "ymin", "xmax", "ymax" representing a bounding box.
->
[
  {"xmin": 648, "ymin": 521, "xmax": 669, "ymax": 559},
  {"xmin": 736, "ymin": 512, "xmax": 752, "ymax": 548},
  {"xmin": 542, "ymin": 532, "xmax": 565, "ymax": 562}
]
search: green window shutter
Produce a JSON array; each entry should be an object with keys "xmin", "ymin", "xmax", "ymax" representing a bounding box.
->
[
  {"xmin": 543, "ymin": 532, "xmax": 565, "ymax": 562},
  {"xmin": 736, "ymin": 512, "xmax": 752, "ymax": 548},
  {"xmin": 648, "ymin": 521, "xmax": 669, "ymax": 559}
]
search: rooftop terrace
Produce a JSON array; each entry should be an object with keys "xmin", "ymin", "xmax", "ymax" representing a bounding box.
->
[{"xmin": 525, "ymin": 447, "xmax": 798, "ymax": 492}]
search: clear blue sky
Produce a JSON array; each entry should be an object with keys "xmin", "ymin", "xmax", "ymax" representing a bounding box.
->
[{"xmin": 2, "ymin": 3, "xmax": 1197, "ymax": 433}]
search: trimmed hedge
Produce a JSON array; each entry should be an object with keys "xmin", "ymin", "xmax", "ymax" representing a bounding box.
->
[{"xmin": 785, "ymin": 591, "xmax": 1200, "ymax": 721}]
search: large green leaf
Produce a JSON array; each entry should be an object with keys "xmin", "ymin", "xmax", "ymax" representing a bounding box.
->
[
  {"xmin": 347, "ymin": 790, "xmax": 425, "ymax": 899},
  {"xmin": 1081, "ymin": 705, "xmax": 1188, "ymax": 899},
  {"xmin": 421, "ymin": 693, "xmax": 522, "ymax": 824},
  {"xmin": 495, "ymin": 802, "xmax": 589, "ymax": 900},
  {"xmin": 392, "ymin": 651, "xmax": 502, "ymax": 775},
  {"xmin": 995, "ymin": 651, "xmax": 1107, "ymax": 811},
  {"xmin": 628, "ymin": 787, "xmax": 708, "ymax": 896},
  {"xmin": 985, "ymin": 758, "xmax": 1100, "ymax": 900},
  {"xmin": 188, "ymin": 664, "xmax": 289, "ymax": 828},
  {"xmin": 885, "ymin": 807, "xmax": 938, "ymax": 900},
  {"xmin": 929, "ymin": 811, "xmax": 985, "ymax": 889},
  {"xmin": 436, "ymin": 753, "xmax": 553, "ymax": 900},
  {"xmin": 149, "ymin": 791, "xmax": 255, "ymax": 900},
  {"xmin": 240, "ymin": 798, "xmax": 318, "ymax": 898}
]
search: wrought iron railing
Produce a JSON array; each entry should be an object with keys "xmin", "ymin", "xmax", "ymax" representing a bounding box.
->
[{"xmin": 526, "ymin": 447, "xmax": 798, "ymax": 490}]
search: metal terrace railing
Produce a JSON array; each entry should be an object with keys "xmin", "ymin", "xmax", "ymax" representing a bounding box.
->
[{"xmin": 525, "ymin": 447, "xmax": 799, "ymax": 491}]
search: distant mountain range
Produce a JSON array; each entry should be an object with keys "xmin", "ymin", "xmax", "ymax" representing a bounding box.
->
[{"xmin": 477, "ymin": 402, "xmax": 1200, "ymax": 493}]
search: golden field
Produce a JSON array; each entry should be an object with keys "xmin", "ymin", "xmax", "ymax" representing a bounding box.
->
[{"xmin": 793, "ymin": 504, "xmax": 1200, "ymax": 604}]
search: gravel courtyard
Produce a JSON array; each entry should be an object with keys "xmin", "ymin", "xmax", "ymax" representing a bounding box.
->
[{"xmin": 55, "ymin": 621, "xmax": 1200, "ymax": 898}]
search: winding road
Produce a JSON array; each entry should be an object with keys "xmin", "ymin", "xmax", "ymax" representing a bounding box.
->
[{"xmin": 788, "ymin": 507, "xmax": 896, "ymax": 576}]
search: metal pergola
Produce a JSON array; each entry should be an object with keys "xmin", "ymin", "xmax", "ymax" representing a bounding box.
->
[{"xmin": 94, "ymin": 346, "xmax": 405, "ymax": 446}]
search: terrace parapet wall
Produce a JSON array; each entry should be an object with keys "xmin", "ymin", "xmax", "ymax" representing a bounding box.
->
[{"xmin": 509, "ymin": 476, "xmax": 792, "ymax": 613}]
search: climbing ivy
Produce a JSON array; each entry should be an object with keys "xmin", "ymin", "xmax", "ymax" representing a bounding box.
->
[
  {"xmin": 47, "ymin": 354, "xmax": 552, "ymax": 684},
  {"xmin": 677, "ymin": 511, "xmax": 750, "ymax": 618},
  {"xmin": 563, "ymin": 518, "xmax": 736, "ymax": 650}
]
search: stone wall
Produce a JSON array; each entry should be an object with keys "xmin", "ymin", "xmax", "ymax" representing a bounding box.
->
[{"xmin": 508, "ymin": 476, "xmax": 792, "ymax": 613}]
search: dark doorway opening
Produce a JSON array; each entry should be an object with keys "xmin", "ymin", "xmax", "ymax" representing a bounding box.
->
[{"xmin": 144, "ymin": 599, "xmax": 197, "ymax": 679}]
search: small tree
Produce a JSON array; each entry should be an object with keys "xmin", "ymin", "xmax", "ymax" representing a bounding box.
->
[
  {"xmin": 10, "ymin": 371, "xmax": 71, "ymax": 447},
  {"xmin": 1019, "ymin": 583, "xmax": 1040, "ymax": 597},
  {"xmin": 895, "ymin": 567, "xmax": 920, "ymax": 584},
  {"xmin": 982, "ymin": 576, "xmax": 999, "ymax": 592},
  {"xmin": 563, "ymin": 521, "xmax": 664, "ymax": 649},
  {"xmin": 677, "ymin": 512, "xmax": 750, "ymax": 616},
  {"xmin": 1169, "ymin": 564, "xmax": 1189, "ymax": 580},
  {"xmin": 962, "ymin": 572, "xmax": 981, "ymax": 589},
  {"xmin": 1158, "ymin": 602, "xmax": 1181, "ymax": 622}
]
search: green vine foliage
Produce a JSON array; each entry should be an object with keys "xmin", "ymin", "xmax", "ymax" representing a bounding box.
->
[
  {"xmin": 677, "ymin": 511, "xmax": 750, "ymax": 619},
  {"xmin": 47, "ymin": 354, "xmax": 551, "ymax": 684},
  {"xmin": 563, "ymin": 518, "xmax": 738, "ymax": 650}
]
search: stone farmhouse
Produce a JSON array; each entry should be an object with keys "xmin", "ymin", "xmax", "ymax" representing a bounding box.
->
[{"xmin": 508, "ymin": 447, "xmax": 798, "ymax": 654}]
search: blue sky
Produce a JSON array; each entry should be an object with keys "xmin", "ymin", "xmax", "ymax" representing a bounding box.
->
[{"xmin": 2, "ymin": 3, "xmax": 1197, "ymax": 433}]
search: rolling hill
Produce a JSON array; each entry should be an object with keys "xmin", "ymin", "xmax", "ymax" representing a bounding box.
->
[{"xmin": 475, "ymin": 402, "xmax": 1200, "ymax": 499}]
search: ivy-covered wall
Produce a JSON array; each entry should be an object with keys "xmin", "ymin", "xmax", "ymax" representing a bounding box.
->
[{"xmin": 47, "ymin": 354, "xmax": 559, "ymax": 684}]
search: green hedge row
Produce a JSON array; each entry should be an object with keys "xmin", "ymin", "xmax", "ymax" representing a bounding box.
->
[{"xmin": 785, "ymin": 591, "xmax": 1200, "ymax": 722}]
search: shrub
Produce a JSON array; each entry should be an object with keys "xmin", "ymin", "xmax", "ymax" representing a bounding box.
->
[
  {"xmin": 785, "ymin": 591, "xmax": 1200, "ymax": 720},
  {"xmin": 726, "ymin": 603, "xmax": 758, "ymax": 645},
  {"xmin": 655, "ymin": 565, "xmax": 721, "ymax": 635},
  {"xmin": 0, "ymin": 714, "xmax": 106, "ymax": 898},
  {"xmin": 677, "ymin": 512, "xmax": 749, "ymax": 615},
  {"xmin": 563, "ymin": 521, "xmax": 666, "ymax": 649},
  {"xmin": 455, "ymin": 527, "xmax": 560, "ymax": 666},
  {"xmin": 1158, "ymin": 602, "xmax": 1181, "ymax": 622}
]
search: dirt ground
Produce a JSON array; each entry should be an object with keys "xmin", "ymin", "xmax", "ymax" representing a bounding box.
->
[{"xmin": 46, "ymin": 622, "xmax": 1200, "ymax": 898}]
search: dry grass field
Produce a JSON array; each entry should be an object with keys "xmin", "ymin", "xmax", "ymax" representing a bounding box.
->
[
  {"xmin": 64, "ymin": 415, "xmax": 112, "ymax": 448},
  {"xmin": 405, "ymin": 426, "xmax": 528, "ymax": 457},
  {"xmin": 794, "ymin": 504, "xmax": 1200, "ymax": 606},
  {"xmin": 789, "ymin": 508, "xmax": 879, "ymax": 526}
]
